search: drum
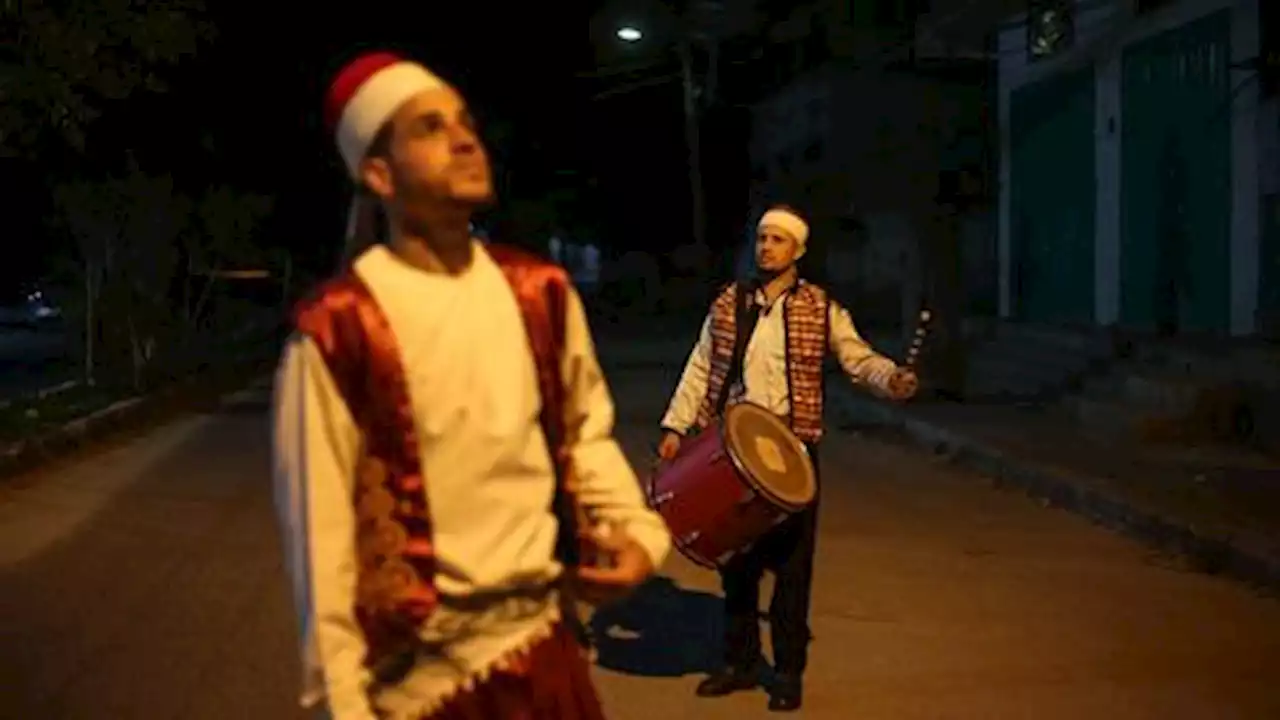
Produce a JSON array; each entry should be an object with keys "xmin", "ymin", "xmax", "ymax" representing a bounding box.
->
[{"xmin": 649, "ymin": 402, "xmax": 817, "ymax": 569}]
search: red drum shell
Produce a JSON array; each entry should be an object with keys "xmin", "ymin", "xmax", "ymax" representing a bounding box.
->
[{"xmin": 649, "ymin": 403, "xmax": 816, "ymax": 568}]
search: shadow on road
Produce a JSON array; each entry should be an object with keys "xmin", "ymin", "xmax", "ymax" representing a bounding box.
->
[{"xmin": 589, "ymin": 575, "xmax": 723, "ymax": 678}]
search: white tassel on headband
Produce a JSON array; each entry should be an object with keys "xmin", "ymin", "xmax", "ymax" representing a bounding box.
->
[
  {"xmin": 758, "ymin": 208, "xmax": 810, "ymax": 258},
  {"xmin": 341, "ymin": 194, "xmax": 383, "ymax": 267}
]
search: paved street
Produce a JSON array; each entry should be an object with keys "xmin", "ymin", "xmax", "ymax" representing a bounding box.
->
[{"xmin": 2, "ymin": 368, "xmax": 1280, "ymax": 719}]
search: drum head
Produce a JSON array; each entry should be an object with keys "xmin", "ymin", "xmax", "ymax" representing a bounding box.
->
[{"xmin": 723, "ymin": 403, "xmax": 816, "ymax": 510}]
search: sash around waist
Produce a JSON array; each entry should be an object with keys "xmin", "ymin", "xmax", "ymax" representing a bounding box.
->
[
  {"xmin": 413, "ymin": 581, "xmax": 561, "ymax": 650},
  {"xmin": 369, "ymin": 584, "xmax": 564, "ymax": 712},
  {"xmin": 435, "ymin": 581, "xmax": 557, "ymax": 614}
]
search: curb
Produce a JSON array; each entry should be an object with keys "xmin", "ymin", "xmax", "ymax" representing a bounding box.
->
[
  {"xmin": 828, "ymin": 387, "xmax": 1280, "ymax": 597},
  {"xmin": 0, "ymin": 344, "xmax": 279, "ymax": 483}
]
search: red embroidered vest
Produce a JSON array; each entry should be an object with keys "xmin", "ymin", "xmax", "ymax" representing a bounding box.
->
[
  {"xmin": 292, "ymin": 243, "xmax": 578, "ymax": 672},
  {"xmin": 694, "ymin": 281, "xmax": 830, "ymax": 443}
]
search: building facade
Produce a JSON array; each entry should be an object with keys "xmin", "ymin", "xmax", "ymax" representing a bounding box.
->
[
  {"xmin": 997, "ymin": 0, "xmax": 1275, "ymax": 337},
  {"xmin": 744, "ymin": 0, "xmax": 999, "ymax": 328}
]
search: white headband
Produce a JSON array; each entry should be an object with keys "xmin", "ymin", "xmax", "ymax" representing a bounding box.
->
[{"xmin": 758, "ymin": 208, "xmax": 809, "ymax": 254}]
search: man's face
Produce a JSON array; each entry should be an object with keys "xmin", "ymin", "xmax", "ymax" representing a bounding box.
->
[
  {"xmin": 360, "ymin": 85, "xmax": 494, "ymax": 225},
  {"xmin": 755, "ymin": 226, "xmax": 800, "ymax": 273}
]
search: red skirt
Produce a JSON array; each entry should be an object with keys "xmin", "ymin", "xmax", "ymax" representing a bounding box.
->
[{"xmin": 424, "ymin": 623, "xmax": 606, "ymax": 720}]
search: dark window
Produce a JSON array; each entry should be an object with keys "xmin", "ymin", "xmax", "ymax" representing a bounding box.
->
[
  {"xmin": 806, "ymin": 97, "xmax": 825, "ymax": 124},
  {"xmin": 1263, "ymin": 0, "xmax": 1279, "ymax": 97},
  {"xmin": 875, "ymin": 0, "xmax": 901, "ymax": 25},
  {"xmin": 767, "ymin": 41, "xmax": 798, "ymax": 88},
  {"xmin": 849, "ymin": 1, "xmax": 866, "ymax": 24},
  {"xmin": 1134, "ymin": 0, "xmax": 1174, "ymax": 14},
  {"xmin": 802, "ymin": 18, "xmax": 831, "ymax": 69}
]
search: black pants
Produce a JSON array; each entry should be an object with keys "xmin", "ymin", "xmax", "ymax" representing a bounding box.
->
[{"xmin": 720, "ymin": 443, "xmax": 820, "ymax": 677}]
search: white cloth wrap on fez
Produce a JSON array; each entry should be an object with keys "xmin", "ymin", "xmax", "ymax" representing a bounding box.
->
[
  {"xmin": 335, "ymin": 61, "xmax": 446, "ymax": 178},
  {"xmin": 758, "ymin": 209, "xmax": 810, "ymax": 259},
  {"xmin": 336, "ymin": 61, "xmax": 445, "ymax": 254}
]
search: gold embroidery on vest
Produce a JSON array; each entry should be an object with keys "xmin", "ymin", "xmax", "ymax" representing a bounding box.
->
[
  {"xmin": 695, "ymin": 285, "xmax": 738, "ymax": 430},
  {"xmin": 355, "ymin": 455, "xmax": 411, "ymax": 613},
  {"xmin": 784, "ymin": 284, "xmax": 828, "ymax": 443},
  {"xmin": 695, "ymin": 282, "xmax": 828, "ymax": 442}
]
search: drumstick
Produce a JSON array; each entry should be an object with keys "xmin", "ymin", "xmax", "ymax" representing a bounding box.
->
[{"xmin": 905, "ymin": 309, "xmax": 931, "ymax": 369}]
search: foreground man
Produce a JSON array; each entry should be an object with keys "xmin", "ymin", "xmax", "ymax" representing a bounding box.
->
[
  {"xmin": 272, "ymin": 52, "xmax": 670, "ymax": 720},
  {"xmin": 657, "ymin": 205, "xmax": 917, "ymax": 712}
]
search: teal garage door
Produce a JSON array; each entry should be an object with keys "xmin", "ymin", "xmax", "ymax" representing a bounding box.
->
[
  {"xmin": 1009, "ymin": 68, "xmax": 1097, "ymax": 324},
  {"xmin": 1120, "ymin": 10, "xmax": 1232, "ymax": 333},
  {"xmin": 1261, "ymin": 194, "xmax": 1280, "ymax": 338}
]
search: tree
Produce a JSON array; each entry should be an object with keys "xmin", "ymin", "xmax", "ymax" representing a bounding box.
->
[
  {"xmin": 116, "ymin": 171, "xmax": 189, "ymax": 386},
  {"xmin": 50, "ymin": 169, "xmax": 190, "ymax": 388},
  {"xmin": 0, "ymin": 0, "xmax": 214, "ymax": 157},
  {"xmin": 48, "ymin": 177, "xmax": 121, "ymax": 386},
  {"xmin": 49, "ymin": 164, "xmax": 279, "ymax": 388},
  {"xmin": 184, "ymin": 185, "xmax": 274, "ymax": 328}
]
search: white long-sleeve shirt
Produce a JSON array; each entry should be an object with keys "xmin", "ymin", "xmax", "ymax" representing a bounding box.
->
[
  {"xmin": 272, "ymin": 243, "xmax": 671, "ymax": 720},
  {"xmin": 660, "ymin": 286, "xmax": 898, "ymax": 434}
]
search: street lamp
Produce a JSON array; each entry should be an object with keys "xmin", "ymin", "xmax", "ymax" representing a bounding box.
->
[{"xmin": 607, "ymin": 21, "xmax": 708, "ymax": 254}]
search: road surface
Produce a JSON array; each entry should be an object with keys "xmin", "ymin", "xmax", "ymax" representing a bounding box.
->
[{"xmin": 1, "ymin": 368, "xmax": 1278, "ymax": 720}]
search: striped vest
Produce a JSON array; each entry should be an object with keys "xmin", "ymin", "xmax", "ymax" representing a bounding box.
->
[
  {"xmin": 292, "ymin": 244, "xmax": 579, "ymax": 675},
  {"xmin": 694, "ymin": 281, "xmax": 830, "ymax": 443}
]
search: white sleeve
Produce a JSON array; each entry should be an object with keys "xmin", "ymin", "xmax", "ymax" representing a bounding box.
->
[
  {"xmin": 659, "ymin": 314, "xmax": 714, "ymax": 434},
  {"xmin": 560, "ymin": 288, "xmax": 672, "ymax": 570},
  {"xmin": 828, "ymin": 300, "xmax": 898, "ymax": 395},
  {"xmin": 272, "ymin": 335, "xmax": 379, "ymax": 720}
]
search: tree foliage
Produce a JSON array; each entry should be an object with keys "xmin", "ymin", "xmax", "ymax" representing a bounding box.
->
[
  {"xmin": 0, "ymin": 0, "xmax": 214, "ymax": 156},
  {"xmin": 183, "ymin": 184, "xmax": 274, "ymax": 324},
  {"xmin": 48, "ymin": 172, "xmax": 274, "ymax": 389}
]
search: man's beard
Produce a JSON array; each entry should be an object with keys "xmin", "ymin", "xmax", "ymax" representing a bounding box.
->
[
  {"xmin": 755, "ymin": 264, "xmax": 785, "ymax": 281},
  {"xmin": 400, "ymin": 195, "xmax": 481, "ymax": 236}
]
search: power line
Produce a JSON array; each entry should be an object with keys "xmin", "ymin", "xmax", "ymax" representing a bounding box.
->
[
  {"xmin": 587, "ymin": 0, "xmax": 1010, "ymax": 103},
  {"xmin": 592, "ymin": 71, "xmax": 683, "ymax": 100}
]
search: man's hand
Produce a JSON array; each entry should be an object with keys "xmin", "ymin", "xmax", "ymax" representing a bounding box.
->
[
  {"xmin": 574, "ymin": 523, "xmax": 656, "ymax": 606},
  {"xmin": 656, "ymin": 431, "xmax": 682, "ymax": 462},
  {"xmin": 885, "ymin": 368, "xmax": 918, "ymax": 401}
]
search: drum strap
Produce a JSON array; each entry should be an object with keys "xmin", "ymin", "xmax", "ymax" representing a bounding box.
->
[{"xmin": 715, "ymin": 280, "xmax": 763, "ymax": 416}]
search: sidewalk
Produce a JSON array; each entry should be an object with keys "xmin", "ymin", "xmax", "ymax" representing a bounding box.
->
[{"xmin": 827, "ymin": 383, "xmax": 1280, "ymax": 594}]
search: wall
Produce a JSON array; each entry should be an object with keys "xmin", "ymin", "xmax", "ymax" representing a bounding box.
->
[
  {"xmin": 748, "ymin": 64, "xmax": 992, "ymax": 329},
  {"xmin": 997, "ymin": 0, "xmax": 1264, "ymax": 335},
  {"xmin": 749, "ymin": 67, "xmax": 834, "ymax": 176},
  {"xmin": 743, "ymin": 0, "xmax": 998, "ymax": 329},
  {"xmin": 915, "ymin": 0, "xmax": 1027, "ymax": 59}
]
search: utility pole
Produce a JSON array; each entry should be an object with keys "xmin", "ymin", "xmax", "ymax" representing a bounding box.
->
[
  {"xmin": 594, "ymin": 0, "xmax": 727, "ymax": 256},
  {"xmin": 678, "ymin": 34, "xmax": 707, "ymax": 252},
  {"xmin": 681, "ymin": 0, "xmax": 727, "ymax": 262}
]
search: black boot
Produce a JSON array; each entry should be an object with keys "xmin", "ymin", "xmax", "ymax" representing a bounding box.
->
[
  {"xmin": 695, "ymin": 664, "xmax": 760, "ymax": 697},
  {"xmin": 767, "ymin": 673, "xmax": 802, "ymax": 712}
]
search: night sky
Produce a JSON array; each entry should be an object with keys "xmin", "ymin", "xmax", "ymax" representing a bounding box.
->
[{"xmin": 4, "ymin": 1, "xmax": 702, "ymax": 291}]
